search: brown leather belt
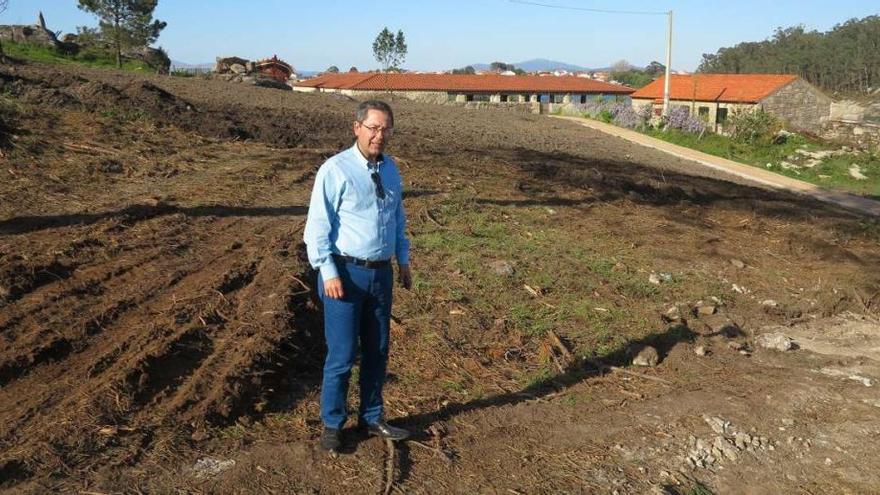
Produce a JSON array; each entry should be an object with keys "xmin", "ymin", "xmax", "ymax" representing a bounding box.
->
[{"xmin": 332, "ymin": 254, "xmax": 391, "ymax": 269}]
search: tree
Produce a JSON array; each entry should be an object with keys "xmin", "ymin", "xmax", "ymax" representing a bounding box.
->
[
  {"xmin": 372, "ymin": 27, "xmax": 407, "ymax": 71},
  {"xmin": 0, "ymin": 0, "xmax": 8, "ymax": 58},
  {"xmin": 325, "ymin": 65, "xmax": 339, "ymax": 74},
  {"xmin": 77, "ymin": 0, "xmax": 166, "ymax": 69},
  {"xmin": 611, "ymin": 59, "xmax": 633, "ymax": 73},
  {"xmin": 452, "ymin": 65, "xmax": 475, "ymax": 75},
  {"xmin": 645, "ymin": 61, "xmax": 666, "ymax": 76},
  {"xmin": 348, "ymin": 66, "xmax": 358, "ymax": 72}
]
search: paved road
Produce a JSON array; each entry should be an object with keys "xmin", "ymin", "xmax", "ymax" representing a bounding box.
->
[{"xmin": 552, "ymin": 115, "xmax": 880, "ymax": 217}]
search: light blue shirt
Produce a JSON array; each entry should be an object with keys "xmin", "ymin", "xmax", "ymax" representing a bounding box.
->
[{"xmin": 303, "ymin": 143, "xmax": 410, "ymax": 280}]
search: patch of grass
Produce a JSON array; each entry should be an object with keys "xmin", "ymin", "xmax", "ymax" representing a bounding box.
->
[
  {"xmin": 686, "ymin": 482, "xmax": 715, "ymax": 495},
  {"xmin": 509, "ymin": 303, "xmax": 557, "ymax": 337},
  {"xmin": 644, "ymin": 127, "xmax": 880, "ymax": 196},
  {"xmin": 3, "ymin": 40, "xmax": 153, "ymax": 72},
  {"xmin": 522, "ymin": 366, "xmax": 554, "ymax": 389}
]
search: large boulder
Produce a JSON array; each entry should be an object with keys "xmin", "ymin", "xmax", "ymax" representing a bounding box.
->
[{"xmin": 124, "ymin": 46, "xmax": 171, "ymax": 74}]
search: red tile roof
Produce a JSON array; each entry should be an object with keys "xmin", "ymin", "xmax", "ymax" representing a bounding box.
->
[
  {"xmin": 296, "ymin": 72, "xmax": 633, "ymax": 94},
  {"xmin": 630, "ymin": 74, "xmax": 799, "ymax": 104}
]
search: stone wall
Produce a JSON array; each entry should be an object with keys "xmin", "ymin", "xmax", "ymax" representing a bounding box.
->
[
  {"xmin": 759, "ymin": 78, "xmax": 831, "ymax": 133},
  {"xmin": 821, "ymin": 120, "xmax": 880, "ymax": 151}
]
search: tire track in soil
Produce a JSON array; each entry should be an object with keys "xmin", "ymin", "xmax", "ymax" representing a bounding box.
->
[{"xmin": 0, "ymin": 209, "xmax": 316, "ymax": 480}]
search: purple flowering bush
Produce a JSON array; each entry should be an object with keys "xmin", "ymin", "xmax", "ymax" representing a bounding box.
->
[
  {"xmin": 663, "ymin": 106, "xmax": 706, "ymax": 134},
  {"xmin": 572, "ymin": 100, "xmax": 651, "ymax": 129}
]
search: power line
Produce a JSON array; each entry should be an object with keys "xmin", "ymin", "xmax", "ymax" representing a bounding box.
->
[{"xmin": 508, "ymin": 0, "xmax": 667, "ymax": 16}]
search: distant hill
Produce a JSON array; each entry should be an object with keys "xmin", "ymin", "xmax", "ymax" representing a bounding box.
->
[{"xmin": 472, "ymin": 59, "xmax": 595, "ymax": 73}]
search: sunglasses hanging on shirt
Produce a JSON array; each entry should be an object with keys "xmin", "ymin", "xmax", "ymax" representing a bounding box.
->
[{"xmin": 370, "ymin": 170, "xmax": 386, "ymax": 200}]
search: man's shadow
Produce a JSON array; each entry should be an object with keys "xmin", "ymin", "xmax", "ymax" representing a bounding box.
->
[{"xmin": 346, "ymin": 321, "xmax": 697, "ymax": 481}]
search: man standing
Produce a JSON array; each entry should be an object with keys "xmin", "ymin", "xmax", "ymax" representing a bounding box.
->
[{"xmin": 304, "ymin": 100, "xmax": 412, "ymax": 453}]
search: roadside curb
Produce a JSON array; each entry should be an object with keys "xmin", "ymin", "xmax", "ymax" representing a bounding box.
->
[{"xmin": 552, "ymin": 115, "xmax": 880, "ymax": 217}]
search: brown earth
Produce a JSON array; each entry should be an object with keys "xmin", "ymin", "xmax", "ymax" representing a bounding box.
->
[{"xmin": 1, "ymin": 61, "xmax": 880, "ymax": 494}]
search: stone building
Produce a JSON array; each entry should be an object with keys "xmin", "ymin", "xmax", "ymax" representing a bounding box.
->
[
  {"xmin": 630, "ymin": 74, "xmax": 832, "ymax": 134},
  {"xmin": 293, "ymin": 72, "xmax": 633, "ymax": 109}
]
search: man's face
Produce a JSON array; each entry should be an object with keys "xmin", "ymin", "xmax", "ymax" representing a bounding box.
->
[{"xmin": 354, "ymin": 109, "xmax": 393, "ymax": 160}]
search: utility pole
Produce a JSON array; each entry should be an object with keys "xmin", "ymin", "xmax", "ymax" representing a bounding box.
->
[{"xmin": 662, "ymin": 10, "xmax": 673, "ymax": 117}]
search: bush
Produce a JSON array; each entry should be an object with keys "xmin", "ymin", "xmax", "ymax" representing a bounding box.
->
[
  {"xmin": 571, "ymin": 99, "xmax": 651, "ymax": 129},
  {"xmin": 727, "ymin": 108, "xmax": 781, "ymax": 144},
  {"xmin": 662, "ymin": 106, "xmax": 706, "ymax": 134}
]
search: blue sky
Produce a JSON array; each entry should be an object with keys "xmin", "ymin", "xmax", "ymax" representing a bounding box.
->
[{"xmin": 4, "ymin": 1, "xmax": 878, "ymax": 71}]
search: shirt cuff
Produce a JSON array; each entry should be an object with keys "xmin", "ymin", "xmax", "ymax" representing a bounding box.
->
[{"xmin": 319, "ymin": 262, "xmax": 339, "ymax": 281}]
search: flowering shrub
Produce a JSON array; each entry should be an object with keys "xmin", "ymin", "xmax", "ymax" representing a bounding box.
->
[
  {"xmin": 571, "ymin": 100, "xmax": 651, "ymax": 129},
  {"xmin": 727, "ymin": 108, "xmax": 781, "ymax": 144},
  {"xmin": 663, "ymin": 106, "xmax": 706, "ymax": 134}
]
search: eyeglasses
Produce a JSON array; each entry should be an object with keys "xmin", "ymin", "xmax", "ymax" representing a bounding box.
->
[
  {"xmin": 370, "ymin": 170, "xmax": 386, "ymax": 199},
  {"xmin": 360, "ymin": 123, "xmax": 394, "ymax": 137}
]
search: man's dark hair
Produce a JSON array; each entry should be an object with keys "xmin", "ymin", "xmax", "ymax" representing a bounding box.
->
[{"xmin": 356, "ymin": 100, "xmax": 394, "ymax": 126}]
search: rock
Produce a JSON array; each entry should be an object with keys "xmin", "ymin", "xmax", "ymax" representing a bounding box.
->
[
  {"xmin": 98, "ymin": 161, "xmax": 123, "ymax": 173},
  {"xmin": 713, "ymin": 436, "xmax": 738, "ymax": 461},
  {"xmin": 649, "ymin": 272, "xmax": 672, "ymax": 285},
  {"xmin": 849, "ymin": 164, "xmax": 868, "ymax": 180},
  {"xmin": 193, "ymin": 457, "xmax": 236, "ymax": 478},
  {"xmin": 632, "ymin": 345, "xmax": 660, "ymax": 367},
  {"xmin": 663, "ymin": 306, "xmax": 681, "ymax": 322},
  {"xmin": 694, "ymin": 345, "xmax": 708, "ymax": 356},
  {"xmin": 734, "ymin": 432, "xmax": 751, "ymax": 450},
  {"xmin": 772, "ymin": 130, "xmax": 792, "ymax": 144},
  {"xmin": 703, "ymin": 415, "xmax": 730, "ymax": 435},
  {"xmin": 229, "ymin": 63, "xmax": 247, "ymax": 74},
  {"xmin": 696, "ymin": 302, "xmax": 716, "ymax": 316},
  {"xmin": 756, "ymin": 332, "xmax": 794, "ymax": 352},
  {"xmin": 761, "ymin": 299, "xmax": 778, "ymax": 307},
  {"xmin": 731, "ymin": 284, "xmax": 749, "ymax": 294},
  {"xmin": 489, "ymin": 260, "xmax": 514, "ymax": 276},
  {"xmin": 729, "ymin": 258, "xmax": 745, "ymax": 269},
  {"xmin": 727, "ymin": 341, "xmax": 746, "ymax": 351}
]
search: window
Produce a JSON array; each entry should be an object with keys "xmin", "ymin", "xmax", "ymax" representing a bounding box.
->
[
  {"xmin": 500, "ymin": 94, "xmax": 508, "ymax": 102},
  {"xmin": 580, "ymin": 95, "xmax": 587, "ymax": 104},
  {"xmin": 539, "ymin": 94, "xmax": 550, "ymax": 103},
  {"xmin": 698, "ymin": 106, "xmax": 710, "ymax": 121},
  {"xmin": 552, "ymin": 94, "xmax": 565, "ymax": 103},
  {"xmin": 716, "ymin": 107, "xmax": 728, "ymax": 124},
  {"xmin": 447, "ymin": 93, "xmax": 458, "ymax": 102},
  {"xmin": 473, "ymin": 94, "xmax": 490, "ymax": 102},
  {"xmin": 465, "ymin": 94, "xmax": 474, "ymax": 102}
]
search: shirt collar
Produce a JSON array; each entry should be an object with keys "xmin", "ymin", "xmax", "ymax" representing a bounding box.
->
[{"xmin": 351, "ymin": 143, "xmax": 385, "ymax": 169}]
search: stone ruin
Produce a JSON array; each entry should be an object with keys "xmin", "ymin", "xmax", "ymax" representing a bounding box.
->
[
  {"xmin": 0, "ymin": 12, "xmax": 61, "ymax": 49},
  {"xmin": 212, "ymin": 56, "xmax": 296, "ymax": 91}
]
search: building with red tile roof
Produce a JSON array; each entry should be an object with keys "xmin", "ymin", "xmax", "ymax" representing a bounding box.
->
[
  {"xmin": 631, "ymin": 74, "xmax": 831, "ymax": 133},
  {"xmin": 294, "ymin": 72, "xmax": 633, "ymax": 107}
]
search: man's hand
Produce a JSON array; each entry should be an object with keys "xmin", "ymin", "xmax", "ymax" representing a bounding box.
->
[
  {"xmin": 398, "ymin": 264, "xmax": 412, "ymax": 290},
  {"xmin": 323, "ymin": 277, "xmax": 344, "ymax": 299}
]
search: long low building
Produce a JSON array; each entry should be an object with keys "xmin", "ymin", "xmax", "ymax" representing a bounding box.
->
[{"xmin": 293, "ymin": 72, "xmax": 634, "ymax": 105}]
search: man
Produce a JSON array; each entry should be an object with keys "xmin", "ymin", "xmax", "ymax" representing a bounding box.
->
[{"xmin": 304, "ymin": 100, "xmax": 412, "ymax": 453}]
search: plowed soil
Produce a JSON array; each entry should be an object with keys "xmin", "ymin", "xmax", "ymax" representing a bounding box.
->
[{"xmin": 2, "ymin": 61, "xmax": 880, "ymax": 494}]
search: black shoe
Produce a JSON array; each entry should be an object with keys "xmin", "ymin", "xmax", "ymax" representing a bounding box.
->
[
  {"xmin": 320, "ymin": 427, "xmax": 341, "ymax": 452},
  {"xmin": 361, "ymin": 420, "xmax": 411, "ymax": 441}
]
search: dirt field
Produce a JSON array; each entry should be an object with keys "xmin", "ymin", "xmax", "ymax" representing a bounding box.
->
[{"xmin": 2, "ymin": 61, "xmax": 880, "ymax": 494}]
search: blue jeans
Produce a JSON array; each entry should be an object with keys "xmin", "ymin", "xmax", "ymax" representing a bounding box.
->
[{"xmin": 318, "ymin": 261, "xmax": 393, "ymax": 430}]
